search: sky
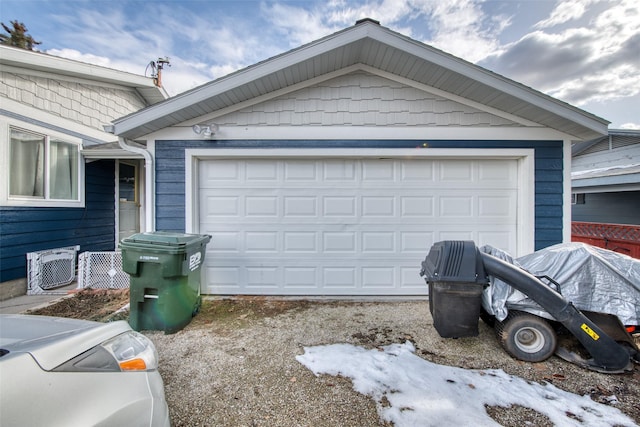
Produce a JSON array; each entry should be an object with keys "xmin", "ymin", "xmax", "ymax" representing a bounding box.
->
[
  {"xmin": 297, "ymin": 341, "xmax": 637, "ymax": 426},
  {"xmin": 1, "ymin": 0, "xmax": 639, "ymax": 130}
]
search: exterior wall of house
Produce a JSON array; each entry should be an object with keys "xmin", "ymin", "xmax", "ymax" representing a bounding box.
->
[
  {"xmin": 572, "ymin": 191, "xmax": 640, "ymax": 225},
  {"xmin": 218, "ymin": 71, "xmax": 519, "ymax": 128},
  {"xmin": 153, "ymin": 139, "xmax": 563, "ymax": 251},
  {"xmin": 0, "ymin": 70, "xmax": 147, "ymax": 130},
  {"xmin": 0, "ymin": 160, "xmax": 116, "ymax": 283}
]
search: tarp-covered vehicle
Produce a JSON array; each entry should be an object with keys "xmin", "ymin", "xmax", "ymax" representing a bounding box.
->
[
  {"xmin": 421, "ymin": 241, "xmax": 639, "ymax": 373},
  {"xmin": 481, "ymin": 243, "xmax": 639, "ymax": 370},
  {"xmin": 482, "ymin": 242, "xmax": 640, "ymax": 327}
]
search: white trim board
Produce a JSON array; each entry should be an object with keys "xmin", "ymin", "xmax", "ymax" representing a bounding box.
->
[{"xmin": 143, "ymin": 125, "xmax": 567, "ymax": 142}]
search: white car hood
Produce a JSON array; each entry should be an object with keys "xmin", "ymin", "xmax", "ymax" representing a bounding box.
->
[{"xmin": 0, "ymin": 314, "xmax": 132, "ymax": 370}]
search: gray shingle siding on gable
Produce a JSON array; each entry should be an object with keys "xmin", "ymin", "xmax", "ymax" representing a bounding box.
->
[
  {"xmin": 0, "ymin": 71, "xmax": 148, "ymax": 130},
  {"xmin": 217, "ymin": 71, "xmax": 519, "ymax": 128},
  {"xmin": 155, "ymin": 140, "xmax": 563, "ymax": 251},
  {"xmin": 0, "ymin": 160, "xmax": 116, "ymax": 282}
]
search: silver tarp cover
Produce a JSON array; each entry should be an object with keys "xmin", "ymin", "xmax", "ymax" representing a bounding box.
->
[{"xmin": 481, "ymin": 243, "xmax": 640, "ymax": 325}]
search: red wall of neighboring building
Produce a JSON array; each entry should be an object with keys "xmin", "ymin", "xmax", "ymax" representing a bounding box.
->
[{"xmin": 572, "ymin": 222, "xmax": 640, "ymax": 259}]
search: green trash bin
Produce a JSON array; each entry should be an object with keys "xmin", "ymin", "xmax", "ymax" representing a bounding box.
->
[{"xmin": 120, "ymin": 231, "xmax": 211, "ymax": 334}]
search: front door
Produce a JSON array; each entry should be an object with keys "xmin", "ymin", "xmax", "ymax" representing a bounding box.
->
[{"xmin": 118, "ymin": 161, "xmax": 140, "ymax": 242}]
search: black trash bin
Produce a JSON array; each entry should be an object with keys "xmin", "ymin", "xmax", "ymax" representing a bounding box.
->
[
  {"xmin": 420, "ymin": 240, "xmax": 487, "ymax": 338},
  {"xmin": 121, "ymin": 232, "xmax": 211, "ymax": 334},
  {"xmin": 427, "ymin": 281, "xmax": 485, "ymax": 338}
]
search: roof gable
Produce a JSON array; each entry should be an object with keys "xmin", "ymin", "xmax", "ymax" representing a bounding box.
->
[{"xmin": 110, "ymin": 20, "xmax": 608, "ymax": 140}]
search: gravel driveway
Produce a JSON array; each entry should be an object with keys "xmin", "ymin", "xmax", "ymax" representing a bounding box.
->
[{"xmin": 146, "ymin": 298, "xmax": 640, "ymax": 426}]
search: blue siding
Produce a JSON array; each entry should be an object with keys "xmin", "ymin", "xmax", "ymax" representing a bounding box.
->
[
  {"xmin": 155, "ymin": 140, "xmax": 563, "ymax": 251},
  {"xmin": 0, "ymin": 160, "xmax": 116, "ymax": 282}
]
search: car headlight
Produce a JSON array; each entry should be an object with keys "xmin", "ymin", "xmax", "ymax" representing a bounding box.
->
[{"xmin": 54, "ymin": 331, "xmax": 159, "ymax": 372}]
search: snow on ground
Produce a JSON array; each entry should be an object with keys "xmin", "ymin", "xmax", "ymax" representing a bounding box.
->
[{"xmin": 296, "ymin": 342, "xmax": 637, "ymax": 427}]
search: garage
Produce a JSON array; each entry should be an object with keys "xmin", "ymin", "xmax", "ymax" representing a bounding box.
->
[
  {"xmin": 197, "ymin": 153, "xmax": 519, "ymax": 295},
  {"xmin": 109, "ymin": 19, "xmax": 604, "ymax": 297}
]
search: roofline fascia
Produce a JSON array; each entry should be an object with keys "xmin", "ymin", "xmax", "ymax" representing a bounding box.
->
[
  {"xmin": 608, "ymin": 129, "xmax": 640, "ymax": 137},
  {"xmin": 0, "ymin": 45, "xmax": 157, "ymax": 89},
  {"xmin": 82, "ymin": 149, "xmax": 144, "ymax": 159}
]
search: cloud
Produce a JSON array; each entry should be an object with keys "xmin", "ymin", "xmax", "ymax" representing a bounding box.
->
[
  {"xmin": 534, "ymin": 0, "xmax": 592, "ymax": 29},
  {"xmin": 260, "ymin": 0, "xmax": 507, "ymax": 63},
  {"xmin": 42, "ymin": 3, "xmax": 280, "ymax": 95},
  {"xmin": 416, "ymin": 0, "xmax": 510, "ymax": 62},
  {"xmin": 261, "ymin": 2, "xmax": 341, "ymax": 47},
  {"xmin": 324, "ymin": 0, "xmax": 415, "ymax": 26},
  {"xmin": 46, "ymin": 48, "xmax": 113, "ymax": 68},
  {"xmin": 480, "ymin": 0, "xmax": 640, "ymax": 106}
]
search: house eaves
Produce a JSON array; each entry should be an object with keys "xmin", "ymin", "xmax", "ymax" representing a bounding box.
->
[
  {"xmin": 110, "ymin": 19, "xmax": 609, "ymax": 141},
  {"xmin": 573, "ymin": 129, "xmax": 640, "ymax": 156},
  {"xmin": 0, "ymin": 45, "xmax": 167, "ymax": 105},
  {"xmin": 82, "ymin": 141, "xmax": 146, "ymax": 159}
]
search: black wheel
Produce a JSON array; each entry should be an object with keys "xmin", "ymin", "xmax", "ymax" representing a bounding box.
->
[{"xmin": 495, "ymin": 311, "xmax": 557, "ymax": 362}]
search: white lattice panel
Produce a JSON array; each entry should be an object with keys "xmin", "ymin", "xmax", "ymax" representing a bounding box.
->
[
  {"xmin": 78, "ymin": 251, "xmax": 130, "ymax": 289},
  {"xmin": 27, "ymin": 246, "xmax": 79, "ymax": 295}
]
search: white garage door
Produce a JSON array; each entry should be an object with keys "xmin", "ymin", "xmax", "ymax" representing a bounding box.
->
[{"xmin": 198, "ymin": 157, "xmax": 518, "ymax": 295}]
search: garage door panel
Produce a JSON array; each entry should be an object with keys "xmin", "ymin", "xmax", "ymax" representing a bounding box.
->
[
  {"xmin": 362, "ymin": 160, "xmax": 395, "ymax": 181},
  {"xmin": 199, "ymin": 157, "xmax": 519, "ymax": 295},
  {"xmin": 284, "ymin": 267, "xmax": 318, "ymax": 288},
  {"xmin": 284, "ymin": 160, "xmax": 318, "ymax": 180},
  {"xmin": 323, "ymin": 160, "xmax": 357, "ymax": 181},
  {"xmin": 204, "ymin": 260, "xmax": 432, "ymax": 295},
  {"xmin": 401, "ymin": 196, "xmax": 434, "ymax": 216},
  {"xmin": 201, "ymin": 190, "xmax": 515, "ymax": 223},
  {"xmin": 439, "ymin": 161, "xmax": 473, "ymax": 181},
  {"xmin": 401, "ymin": 161, "xmax": 435, "ymax": 181},
  {"xmin": 323, "ymin": 196, "xmax": 357, "ymax": 217},
  {"xmin": 209, "ymin": 231, "xmax": 241, "ymax": 252},
  {"xmin": 479, "ymin": 195, "xmax": 516, "ymax": 218},
  {"xmin": 201, "ymin": 160, "xmax": 240, "ymax": 182},
  {"xmin": 245, "ymin": 160, "xmax": 278, "ymax": 180},
  {"xmin": 479, "ymin": 160, "xmax": 517, "ymax": 181},
  {"xmin": 284, "ymin": 232, "xmax": 318, "ymax": 252},
  {"xmin": 202, "ymin": 225, "xmax": 515, "ymax": 257},
  {"xmin": 200, "ymin": 158, "xmax": 518, "ymax": 187}
]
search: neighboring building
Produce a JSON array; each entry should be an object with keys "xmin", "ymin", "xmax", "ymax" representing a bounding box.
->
[
  {"xmin": 0, "ymin": 45, "xmax": 167, "ymax": 297},
  {"xmin": 106, "ymin": 19, "xmax": 608, "ymax": 297},
  {"xmin": 572, "ymin": 129, "xmax": 640, "ymax": 225},
  {"xmin": 571, "ymin": 129, "xmax": 640, "ymax": 258}
]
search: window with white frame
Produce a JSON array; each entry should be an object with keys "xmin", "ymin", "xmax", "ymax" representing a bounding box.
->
[{"xmin": 6, "ymin": 126, "xmax": 82, "ymax": 205}]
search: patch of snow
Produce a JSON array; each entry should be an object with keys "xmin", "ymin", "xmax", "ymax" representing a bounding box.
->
[{"xmin": 296, "ymin": 342, "xmax": 637, "ymax": 427}]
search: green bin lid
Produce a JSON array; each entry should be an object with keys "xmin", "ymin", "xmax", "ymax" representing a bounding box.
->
[{"xmin": 122, "ymin": 231, "xmax": 211, "ymax": 247}]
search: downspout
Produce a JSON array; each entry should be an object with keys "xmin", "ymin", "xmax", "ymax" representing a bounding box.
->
[{"xmin": 118, "ymin": 137, "xmax": 155, "ymax": 232}]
